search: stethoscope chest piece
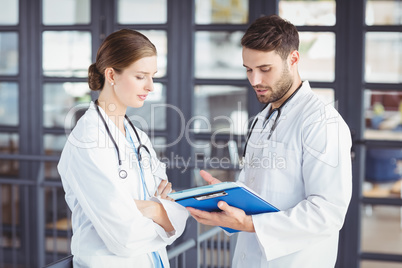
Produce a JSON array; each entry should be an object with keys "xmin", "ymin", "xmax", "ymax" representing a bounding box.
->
[
  {"xmin": 119, "ymin": 168, "xmax": 128, "ymax": 179},
  {"xmin": 94, "ymin": 99, "xmax": 151, "ymax": 181}
]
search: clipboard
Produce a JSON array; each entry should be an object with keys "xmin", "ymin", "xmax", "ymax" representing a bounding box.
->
[{"xmin": 168, "ymin": 181, "xmax": 279, "ymax": 233}]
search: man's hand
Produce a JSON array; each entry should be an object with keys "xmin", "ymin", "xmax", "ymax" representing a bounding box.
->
[
  {"xmin": 200, "ymin": 170, "xmax": 222, "ymax": 185},
  {"xmin": 187, "ymin": 201, "xmax": 255, "ymax": 232}
]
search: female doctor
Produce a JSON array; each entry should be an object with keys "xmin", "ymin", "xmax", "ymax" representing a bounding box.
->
[{"xmin": 57, "ymin": 29, "xmax": 188, "ymax": 268}]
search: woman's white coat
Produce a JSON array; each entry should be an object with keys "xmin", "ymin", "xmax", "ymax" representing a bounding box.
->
[{"xmin": 58, "ymin": 102, "xmax": 188, "ymax": 267}]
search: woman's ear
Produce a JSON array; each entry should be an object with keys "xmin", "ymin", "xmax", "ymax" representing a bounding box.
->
[{"xmin": 104, "ymin": 67, "xmax": 115, "ymax": 85}]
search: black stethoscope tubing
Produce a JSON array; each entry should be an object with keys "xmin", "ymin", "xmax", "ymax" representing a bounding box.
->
[
  {"xmin": 242, "ymin": 82, "xmax": 303, "ymax": 158},
  {"xmin": 94, "ymin": 100, "xmax": 151, "ymax": 179}
]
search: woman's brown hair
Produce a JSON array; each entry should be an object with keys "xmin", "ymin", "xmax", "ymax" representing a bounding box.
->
[
  {"xmin": 241, "ymin": 15, "xmax": 299, "ymax": 60},
  {"xmin": 88, "ymin": 29, "xmax": 157, "ymax": 91}
]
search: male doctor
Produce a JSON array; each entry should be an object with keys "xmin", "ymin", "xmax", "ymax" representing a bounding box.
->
[{"xmin": 187, "ymin": 15, "xmax": 352, "ymax": 267}]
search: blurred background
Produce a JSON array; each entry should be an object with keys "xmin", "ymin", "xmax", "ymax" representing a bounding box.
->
[{"xmin": 0, "ymin": 0, "xmax": 401, "ymax": 267}]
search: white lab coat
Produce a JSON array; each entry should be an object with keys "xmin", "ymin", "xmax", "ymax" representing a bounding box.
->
[
  {"xmin": 57, "ymin": 102, "xmax": 189, "ymax": 268},
  {"xmin": 233, "ymin": 81, "xmax": 352, "ymax": 267}
]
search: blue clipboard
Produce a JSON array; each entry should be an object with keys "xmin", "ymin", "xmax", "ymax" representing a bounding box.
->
[{"xmin": 168, "ymin": 182, "xmax": 279, "ymax": 233}]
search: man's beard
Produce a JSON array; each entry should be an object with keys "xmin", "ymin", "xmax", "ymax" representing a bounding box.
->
[{"xmin": 257, "ymin": 65, "xmax": 293, "ymax": 104}]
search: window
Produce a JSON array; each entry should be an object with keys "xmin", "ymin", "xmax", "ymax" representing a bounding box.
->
[
  {"xmin": 360, "ymin": 1, "xmax": 402, "ymax": 266},
  {"xmin": 0, "ymin": 0, "xmax": 401, "ymax": 267}
]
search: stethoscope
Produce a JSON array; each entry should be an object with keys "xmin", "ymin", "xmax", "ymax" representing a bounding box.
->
[
  {"xmin": 242, "ymin": 82, "xmax": 303, "ymax": 159},
  {"xmin": 94, "ymin": 100, "xmax": 151, "ymax": 180},
  {"xmin": 95, "ymin": 100, "xmax": 166, "ymax": 267}
]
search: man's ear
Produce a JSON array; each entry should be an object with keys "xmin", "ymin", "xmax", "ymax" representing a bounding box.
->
[
  {"xmin": 104, "ymin": 67, "xmax": 115, "ymax": 85},
  {"xmin": 289, "ymin": 50, "xmax": 300, "ymax": 66}
]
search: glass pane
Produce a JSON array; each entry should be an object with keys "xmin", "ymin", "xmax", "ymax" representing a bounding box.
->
[
  {"xmin": 45, "ymin": 162, "xmax": 60, "ymax": 181},
  {"xmin": 0, "ymin": 82, "xmax": 18, "ymax": 126},
  {"xmin": 191, "ymin": 139, "xmax": 243, "ymax": 170},
  {"xmin": 44, "ymin": 134, "xmax": 66, "ymax": 180},
  {"xmin": 195, "ymin": 31, "xmax": 245, "ymax": 79},
  {"xmin": 0, "ymin": 184, "xmax": 20, "ymax": 227},
  {"xmin": 0, "ymin": 133, "xmax": 19, "ymax": 177},
  {"xmin": 299, "ymin": 32, "xmax": 335, "ymax": 82},
  {"xmin": 361, "ymin": 260, "xmax": 402, "ymax": 268},
  {"xmin": 0, "ymin": 184, "xmax": 24, "ymax": 268},
  {"xmin": 43, "ymin": 0, "xmax": 90, "ymax": 25},
  {"xmin": 365, "ymin": 32, "xmax": 402, "ymax": 83},
  {"xmin": 312, "ymin": 88, "xmax": 335, "ymax": 106},
  {"xmin": 364, "ymin": 90, "xmax": 402, "ymax": 141},
  {"xmin": 279, "ymin": 0, "xmax": 336, "ymax": 26},
  {"xmin": 0, "ymin": 0, "xmax": 18, "ymax": 25},
  {"xmin": 363, "ymin": 148, "xmax": 402, "ymax": 198},
  {"xmin": 139, "ymin": 30, "xmax": 167, "ymax": 78},
  {"xmin": 44, "ymin": 134, "xmax": 66, "ymax": 156},
  {"xmin": 44, "ymin": 186, "xmax": 71, "ymax": 254},
  {"xmin": 361, "ymin": 206, "xmax": 402, "ymax": 256},
  {"xmin": 43, "ymin": 82, "xmax": 91, "ymax": 128},
  {"xmin": 195, "ymin": 0, "xmax": 248, "ymax": 24},
  {"xmin": 117, "ymin": 0, "xmax": 167, "ymax": 24},
  {"xmin": 127, "ymin": 83, "xmax": 166, "ymax": 131},
  {"xmin": 150, "ymin": 137, "xmax": 166, "ymax": 159},
  {"xmin": 193, "ymin": 85, "xmax": 248, "ymax": 134},
  {"xmin": 0, "ymin": 32, "xmax": 18, "ymax": 75},
  {"xmin": 366, "ymin": 0, "xmax": 402, "ymax": 25},
  {"xmin": 42, "ymin": 31, "xmax": 91, "ymax": 77}
]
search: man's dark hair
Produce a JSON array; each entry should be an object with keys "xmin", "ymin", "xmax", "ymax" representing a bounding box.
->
[{"xmin": 241, "ymin": 15, "xmax": 299, "ymax": 60}]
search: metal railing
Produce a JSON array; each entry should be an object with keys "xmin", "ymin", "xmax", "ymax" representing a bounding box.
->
[
  {"xmin": 0, "ymin": 150, "xmax": 238, "ymax": 268},
  {"xmin": 0, "ymin": 179, "xmax": 236, "ymax": 268},
  {"xmin": 168, "ymin": 217, "xmax": 237, "ymax": 268}
]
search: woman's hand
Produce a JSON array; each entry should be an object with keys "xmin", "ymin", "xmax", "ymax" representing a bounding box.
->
[
  {"xmin": 134, "ymin": 200, "xmax": 159, "ymax": 219},
  {"xmin": 155, "ymin": 180, "xmax": 175, "ymax": 201},
  {"xmin": 134, "ymin": 200, "xmax": 174, "ymax": 232}
]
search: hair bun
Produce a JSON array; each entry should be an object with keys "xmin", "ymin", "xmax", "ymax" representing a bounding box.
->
[{"xmin": 88, "ymin": 63, "xmax": 104, "ymax": 91}]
